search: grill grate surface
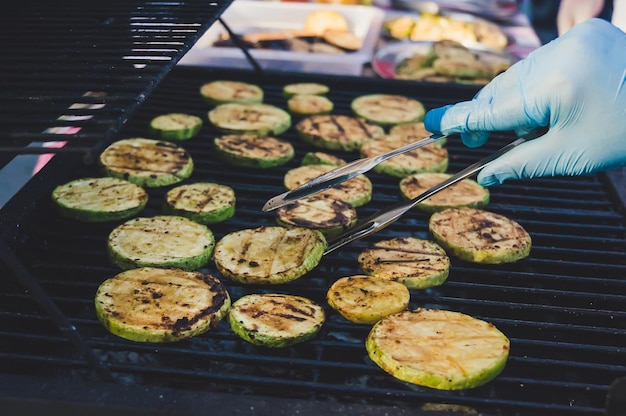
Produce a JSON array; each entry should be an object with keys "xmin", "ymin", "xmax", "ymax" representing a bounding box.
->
[{"xmin": 0, "ymin": 66, "xmax": 625, "ymax": 415}]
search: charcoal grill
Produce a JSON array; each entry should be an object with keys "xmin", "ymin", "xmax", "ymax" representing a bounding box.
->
[{"xmin": 1, "ymin": 2, "xmax": 625, "ymax": 416}]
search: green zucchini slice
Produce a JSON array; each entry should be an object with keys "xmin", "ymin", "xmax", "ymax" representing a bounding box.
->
[
  {"xmin": 295, "ymin": 114, "xmax": 385, "ymax": 152},
  {"xmin": 200, "ymin": 80, "xmax": 264, "ymax": 105},
  {"xmin": 163, "ymin": 182, "xmax": 235, "ymax": 225},
  {"xmin": 149, "ymin": 113, "xmax": 203, "ymax": 141},
  {"xmin": 52, "ymin": 177, "xmax": 147, "ymax": 222},
  {"xmin": 388, "ymin": 122, "xmax": 447, "ymax": 146},
  {"xmin": 275, "ymin": 196, "xmax": 357, "ymax": 240},
  {"xmin": 351, "ymin": 94, "xmax": 426, "ymax": 127},
  {"xmin": 95, "ymin": 267, "xmax": 230, "ymax": 343},
  {"xmin": 283, "ymin": 82, "xmax": 329, "ymax": 98},
  {"xmin": 208, "ymin": 103, "xmax": 291, "ymax": 136},
  {"xmin": 301, "ymin": 151, "xmax": 347, "ymax": 167},
  {"xmin": 214, "ymin": 134, "xmax": 294, "ymax": 168},
  {"xmin": 287, "ymin": 94, "xmax": 334, "ymax": 117}
]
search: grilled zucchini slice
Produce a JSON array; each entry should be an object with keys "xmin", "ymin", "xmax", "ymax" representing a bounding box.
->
[
  {"xmin": 366, "ymin": 308, "xmax": 510, "ymax": 390},
  {"xmin": 162, "ymin": 182, "xmax": 235, "ymax": 225},
  {"xmin": 284, "ymin": 164, "xmax": 373, "ymax": 207},
  {"xmin": 295, "ymin": 114, "xmax": 385, "ymax": 152},
  {"xmin": 214, "ymin": 134, "xmax": 294, "ymax": 168},
  {"xmin": 351, "ymin": 94, "xmax": 426, "ymax": 127},
  {"xmin": 429, "ymin": 208, "xmax": 532, "ymax": 264},
  {"xmin": 149, "ymin": 113, "xmax": 203, "ymax": 141},
  {"xmin": 95, "ymin": 267, "xmax": 230, "ymax": 343},
  {"xmin": 200, "ymin": 80, "xmax": 263, "ymax": 105},
  {"xmin": 389, "ymin": 121, "xmax": 446, "ymax": 146},
  {"xmin": 283, "ymin": 82, "xmax": 329, "ymax": 98},
  {"xmin": 99, "ymin": 138, "xmax": 193, "ymax": 188},
  {"xmin": 208, "ymin": 103, "xmax": 291, "ymax": 136},
  {"xmin": 323, "ymin": 29, "xmax": 363, "ymax": 51},
  {"xmin": 358, "ymin": 237, "xmax": 450, "ymax": 289},
  {"xmin": 360, "ymin": 135, "xmax": 448, "ymax": 178},
  {"xmin": 327, "ymin": 275, "xmax": 410, "ymax": 324},
  {"xmin": 399, "ymin": 172, "xmax": 489, "ymax": 213},
  {"xmin": 107, "ymin": 215, "xmax": 215, "ymax": 271},
  {"xmin": 275, "ymin": 196, "xmax": 357, "ymax": 240},
  {"xmin": 52, "ymin": 177, "xmax": 148, "ymax": 222},
  {"xmin": 287, "ymin": 94, "xmax": 334, "ymax": 117},
  {"xmin": 213, "ymin": 226, "xmax": 327, "ymax": 284},
  {"xmin": 228, "ymin": 293, "xmax": 325, "ymax": 348},
  {"xmin": 301, "ymin": 151, "xmax": 347, "ymax": 167}
]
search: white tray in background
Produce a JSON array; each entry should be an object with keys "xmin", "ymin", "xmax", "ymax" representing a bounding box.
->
[{"xmin": 178, "ymin": 1, "xmax": 385, "ymax": 76}]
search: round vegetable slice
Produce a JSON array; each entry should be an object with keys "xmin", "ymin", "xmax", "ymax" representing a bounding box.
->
[
  {"xmin": 200, "ymin": 80, "xmax": 263, "ymax": 105},
  {"xmin": 287, "ymin": 94, "xmax": 334, "ymax": 117},
  {"xmin": 283, "ymin": 82, "xmax": 329, "ymax": 98},
  {"xmin": 327, "ymin": 275, "xmax": 409, "ymax": 324},
  {"xmin": 214, "ymin": 134, "xmax": 294, "ymax": 168},
  {"xmin": 208, "ymin": 103, "xmax": 291, "ymax": 136},
  {"xmin": 95, "ymin": 267, "xmax": 230, "ymax": 343},
  {"xmin": 284, "ymin": 164, "xmax": 372, "ymax": 208},
  {"xmin": 228, "ymin": 293, "xmax": 325, "ymax": 348},
  {"xmin": 366, "ymin": 308, "xmax": 510, "ymax": 390},
  {"xmin": 399, "ymin": 172, "xmax": 489, "ymax": 213},
  {"xmin": 389, "ymin": 121, "xmax": 446, "ymax": 146},
  {"xmin": 358, "ymin": 237, "xmax": 450, "ymax": 289},
  {"xmin": 351, "ymin": 94, "xmax": 426, "ymax": 127},
  {"xmin": 301, "ymin": 151, "xmax": 347, "ymax": 167},
  {"xmin": 295, "ymin": 114, "xmax": 384, "ymax": 151},
  {"xmin": 360, "ymin": 135, "xmax": 448, "ymax": 178},
  {"xmin": 429, "ymin": 208, "xmax": 532, "ymax": 264},
  {"xmin": 213, "ymin": 226, "xmax": 327, "ymax": 285},
  {"xmin": 99, "ymin": 138, "xmax": 193, "ymax": 188},
  {"xmin": 163, "ymin": 182, "xmax": 235, "ymax": 225},
  {"xmin": 149, "ymin": 113, "xmax": 203, "ymax": 141},
  {"xmin": 52, "ymin": 177, "xmax": 148, "ymax": 222},
  {"xmin": 107, "ymin": 215, "xmax": 215, "ymax": 271},
  {"xmin": 275, "ymin": 196, "xmax": 357, "ymax": 240}
]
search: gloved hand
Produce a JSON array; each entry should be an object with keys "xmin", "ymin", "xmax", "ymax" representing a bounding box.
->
[{"xmin": 424, "ymin": 18, "xmax": 626, "ymax": 187}]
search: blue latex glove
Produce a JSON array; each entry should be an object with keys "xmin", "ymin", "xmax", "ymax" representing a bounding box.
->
[{"xmin": 424, "ymin": 18, "xmax": 626, "ymax": 186}]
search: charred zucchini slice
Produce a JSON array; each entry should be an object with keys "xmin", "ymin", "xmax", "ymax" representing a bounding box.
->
[
  {"xmin": 163, "ymin": 182, "xmax": 235, "ymax": 225},
  {"xmin": 366, "ymin": 308, "xmax": 510, "ymax": 390},
  {"xmin": 389, "ymin": 122, "xmax": 446, "ymax": 146},
  {"xmin": 107, "ymin": 215, "xmax": 215, "ymax": 271},
  {"xmin": 208, "ymin": 103, "xmax": 291, "ymax": 136},
  {"xmin": 351, "ymin": 94, "xmax": 425, "ymax": 127},
  {"xmin": 287, "ymin": 94, "xmax": 334, "ymax": 117},
  {"xmin": 275, "ymin": 196, "xmax": 357, "ymax": 240},
  {"xmin": 52, "ymin": 177, "xmax": 148, "ymax": 222},
  {"xmin": 360, "ymin": 135, "xmax": 448, "ymax": 178},
  {"xmin": 284, "ymin": 164, "xmax": 372, "ymax": 208},
  {"xmin": 429, "ymin": 208, "xmax": 532, "ymax": 264},
  {"xmin": 399, "ymin": 172, "xmax": 489, "ymax": 213},
  {"xmin": 95, "ymin": 267, "xmax": 230, "ymax": 343},
  {"xmin": 283, "ymin": 82, "xmax": 329, "ymax": 98},
  {"xmin": 214, "ymin": 134, "xmax": 294, "ymax": 168},
  {"xmin": 327, "ymin": 275, "xmax": 410, "ymax": 324},
  {"xmin": 200, "ymin": 80, "xmax": 263, "ymax": 105},
  {"xmin": 358, "ymin": 237, "xmax": 450, "ymax": 289},
  {"xmin": 301, "ymin": 151, "xmax": 347, "ymax": 167},
  {"xmin": 228, "ymin": 293, "xmax": 325, "ymax": 348},
  {"xmin": 149, "ymin": 113, "xmax": 203, "ymax": 141},
  {"xmin": 213, "ymin": 226, "xmax": 327, "ymax": 285},
  {"xmin": 295, "ymin": 114, "xmax": 385, "ymax": 151},
  {"xmin": 99, "ymin": 138, "xmax": 193, "ymax": 188}
]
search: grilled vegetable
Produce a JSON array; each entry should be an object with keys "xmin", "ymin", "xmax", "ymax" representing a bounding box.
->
[
  {"xmin": 95, "ymin": 267, "xmax": 230, "ymax": 343},
  {"xmin": 275, "ymin": 196, "xmax": 357, "ymax": 240},
  {"xmin": 52, "ymin": 177, "xmax": 148, "ymax": 222},
  {"xmin": 357, "ymin": 237, "xmax": 450, "ymax": 289},
  {"xmin": 399, "ymin": 172, "xmax": 489, "ymax": 213},
  {"xmin": 228, "ymin": 293, "xmax": 325, "ymax": 348},
  {"xmin": 389, "ymin": 121, "xmax": 446, "ymax": 146},
  {"xmin": 360, "ymin": 135, "xmax": 448, "ymax": 178},
  {"xmin": 284, "ymin": 164, "xmax": 372, "ymax": 207},
  {"xmin": 99, "ymin": 138, "xmax": 193, "ymax": 188},
  {"xmin": 295, "ymin": 114, "xmax": 385, "ymax": 151},
  {"xmin": 432, "ymin": 58, "xmax": 493, "ymax": 79},
  {"xmin": 429, "ymin": 208, "xmax": 532, "ymax": 264},
  {"xmin": 149, "ymin": 113, "xmax": 203, "ymax": 141},
  {"xmin": 200, "ymin": 80, "xmax": 263, "ymax": 105},
  {"xmin": 214, "ymin": 134, "xmax": 294, "ymax": 168},
  {"xmin": 283, "ymin": 82, "xmax": 329, "ymax": 98},
  {"xmin": 213, "ymin": 226, "xmax": 327, "ymax": 284},
  {"xmin": 162, "ymin": 182, "xmax": 235, "ymax": 225},
  {"xmin": 208, "ymin": 103, "xmax": 291, "ymax": 136},
  {"xmin": 327, "ymin": 275, "xmax": 410, "ymax": 324},
  {"xmin": 322, "ymin": 29, "xmax": 362, "ymax": 51},
  {"xmin": 301, "ymin": 151, "xmax": 347, "ymax": 167},
  {"xmin": 107, "ymin": 215, "xmax": 215, "ymax": 271},
  {"xmin": 351, "ymin": 94, "xmax": 425, "ymax": 127},
  {"xmin": 366, "ymin": 308, "xmax": 510, "ymax": 390},
  {"xmin": 287, "ymin": 94, "xmax": 334, "ymax": 117}
]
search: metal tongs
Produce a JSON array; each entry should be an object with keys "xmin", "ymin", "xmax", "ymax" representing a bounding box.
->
[{"xmin": 263, "ymin": 130, "xmax": 542, "ymax": 254}]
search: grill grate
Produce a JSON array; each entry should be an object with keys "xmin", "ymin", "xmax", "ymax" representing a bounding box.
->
[{"xmin": 0, "ymin": 66, "xmax": 625, "ymax": 415}]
